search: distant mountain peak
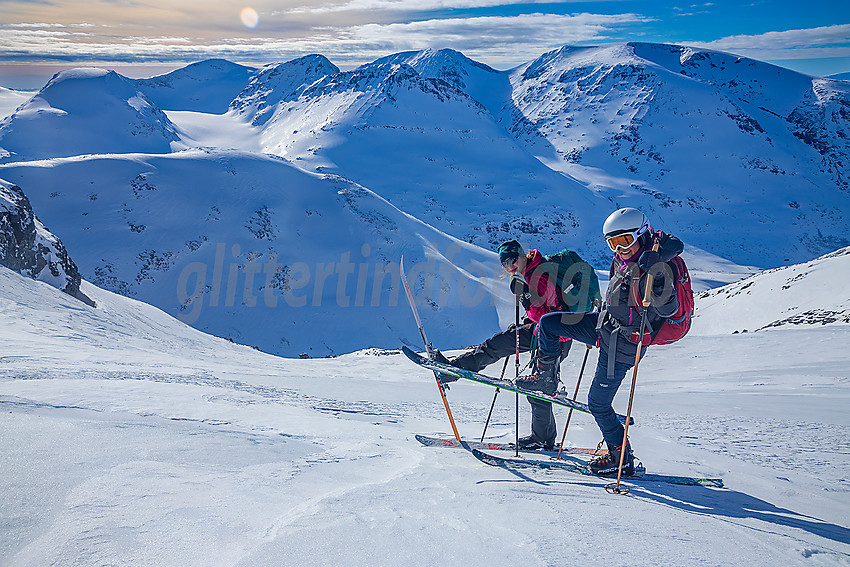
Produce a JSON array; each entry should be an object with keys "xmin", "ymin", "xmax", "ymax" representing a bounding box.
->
[
  {"xmin": 135, "ymin": 59, "xmax": 258, "ymax": 113},
  {"xmin": 229, "ymin": 54, "xmax": 339, "ymax": 124},
  {"xmin": 0, "ymin": 68, "xmax": 178, "ymax": 161}
]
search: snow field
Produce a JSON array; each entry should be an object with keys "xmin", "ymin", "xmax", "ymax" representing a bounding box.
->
[{"xmin": 1, "ymin": 266, "xmax": 849, "ymax": 566}]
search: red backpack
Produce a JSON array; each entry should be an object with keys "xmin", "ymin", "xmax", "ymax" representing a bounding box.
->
[{"xmin": 649, "ymin": 256, "xmax": 694, "ymax": 345}]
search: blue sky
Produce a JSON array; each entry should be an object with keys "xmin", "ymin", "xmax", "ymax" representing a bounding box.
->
[{"xmin": 0, "ymin": 0, "xmax": 847, "ymax": 88}]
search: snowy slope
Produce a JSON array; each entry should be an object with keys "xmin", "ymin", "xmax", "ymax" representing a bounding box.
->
[
  {"xmin": 1, "ymin": 44, "xmax": 847, "ymax": 356},
  {"xmin": 135, "ymin": 59, "xmax": 257, "ymax": 114},
  {"xmin": 229, "ymin": 55, "xmax": 339, "ymax": 126},
  {"xmin": 1, "ymin": 261, "xmax": 849, "ymax": 566},
  {"xmin": 506, "ymin": 43, "xmax": 850, "ymax": 266},
  {"xmin": 0, "ymin": 87, "xmax": 30, "ymax": 119},
  {"xmin": 694, "ymin": 246, "xmax": 850, "ymax": 334},
  {"xmin": 254, "ymin": 61, "xmax": 610, "ymax": 261},
  {"xmin": 0, "ymin": 150, "xmax": 509, "ymax": 357},
  {"xmin": 0, "ymin": 69, "xmax": 179, "ymax": 162}
]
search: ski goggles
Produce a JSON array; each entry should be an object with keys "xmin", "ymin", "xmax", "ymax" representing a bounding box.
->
[
  {"xmin": 605, "ymin": 230, "xmax": 640, "ymax": 252},
  {"xmin": 500, "ymin": 255, "xmax": 519, "ymax": 269}
]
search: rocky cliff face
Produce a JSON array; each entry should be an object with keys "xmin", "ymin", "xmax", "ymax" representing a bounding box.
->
[{"xmin": 0, "ymin": 178, "xmax": 92, "ymax": 304}]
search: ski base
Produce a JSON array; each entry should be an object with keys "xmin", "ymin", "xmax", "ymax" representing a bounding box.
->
[
  {"xmin": 472, "ymin": 449, "xmax": 724, "ymax": 488},
  {"xmin": 415, "ymin": 434, "xmax": 606, "ymax": 456},
  {"xmin": 402, "ymin": 346, "xmax": 633, "ymax": 426}
]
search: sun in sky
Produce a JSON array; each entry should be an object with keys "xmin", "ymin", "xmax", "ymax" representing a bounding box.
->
[{"xmin": 240, "ymin": 7, "xmax": 260, "ymax": 29}]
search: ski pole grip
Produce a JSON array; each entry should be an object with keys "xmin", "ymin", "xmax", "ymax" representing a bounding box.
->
[{"xmin": 641, "ymin": 241, "xmax": 661, "ymax": 308}]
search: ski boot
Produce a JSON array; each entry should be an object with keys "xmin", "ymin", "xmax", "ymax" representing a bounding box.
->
[
  {"xmin": 589, "ymin": 440, "xmax": 635, "ymax": 476},
  {"xmin": 515, "ymin": 434, "xmax": 555, "ymax": 451},
  {"xmin": 515, "ymin": 357, "xmax": 557, "ymax": 396}
]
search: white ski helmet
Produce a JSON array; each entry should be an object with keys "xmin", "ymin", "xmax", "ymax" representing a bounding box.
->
[{"xmin": 603, "ymin": 207, "xmax": 650, "ymax": 238}]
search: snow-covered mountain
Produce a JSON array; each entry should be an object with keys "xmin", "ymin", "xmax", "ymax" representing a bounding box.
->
[
  {"xmin": 694, "ymin": 245, "xmax": 850, "ymax": 334},
  {"xmin": 0, "ymin": 150, "xmax": 508, "ymax": 356},
  {"xmin": 1, "ymin": 43, "xmax": 848, "ymax": 356},
  {"xmin": 366, "ymin": 48, "xmax": 511, "ymax": 117},
  {"xmin": 220, "ymin": 44, "xmax": 850, "ymax": 268},
  {"xmin": 135, "ymin": 59, "xmax": 258, "ymax": 114},
  {"xmin": 229, "ymin": 55, "xmax": 339, "ymax": 125},
  {"xmin": 504, "ymin": 43, "xmax": 850, "ymax": 266},
  {"xmin": 252, "ymin": 60, "xmax": 608, "ymax": 260},
  {"xmin": 0, "ymin": 177, "xmax": 90, "ymax": 303},
  {"xmin": 0, "ymin": 69, "xmax": 179, "ymax": 162}
]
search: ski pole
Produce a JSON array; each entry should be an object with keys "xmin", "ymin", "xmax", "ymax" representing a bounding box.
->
[
  {"xmin": 555, "ymin": 344, "xmax": 592, "ymax": 461},
  {"xmin": 509, "ymin": 273, "xmax": 528, "ymax": 457},
  {"xmin": 480, "ymin": 356, "xmax": 509, "ymax": 442},
  {"xmin": 400, "ymin": 257, "xmax": 462, "ymax": 442},
  {"xmin": 514, "ymin": 288, "xmax": 520, "ymax": 457},
  {"xmin": 606, "ymin": 241, "xmax": 659, "ymax": 495}
]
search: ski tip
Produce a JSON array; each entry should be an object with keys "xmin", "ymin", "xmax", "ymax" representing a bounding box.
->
[{"xmin": 401, "ymin": 345, "xmax": 421, "ymax": 361}]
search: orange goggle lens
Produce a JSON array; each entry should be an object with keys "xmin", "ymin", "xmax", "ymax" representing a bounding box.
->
[{"xmin": 606, "ymin": 232, "xmax": 637, "ymax": 251}]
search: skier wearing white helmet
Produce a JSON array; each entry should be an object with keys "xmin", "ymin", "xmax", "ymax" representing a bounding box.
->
[{"xmin": 518, "ymin": 207, "xmax": 684, "ymax": 476}]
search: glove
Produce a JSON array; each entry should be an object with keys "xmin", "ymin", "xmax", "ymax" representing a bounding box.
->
[
  {"xmin": 509, "ymin": 274, "xmax": 529, "ymax": 296},
  {"xmin": 638, "ymin": 249, "xmax": 664, "ymax": 278},
  {"xmin": 510, "ymin": 274, "xmax": 532, "ymax": 310}
]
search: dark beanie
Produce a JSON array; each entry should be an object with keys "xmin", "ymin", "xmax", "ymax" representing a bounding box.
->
[{"xmin": 498, "ymin": 240, "xmax": 523, "ymax": 263}]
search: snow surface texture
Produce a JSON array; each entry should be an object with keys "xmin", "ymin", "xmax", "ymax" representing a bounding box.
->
[{"xmin": 1, "ymin": 261, "xmax": 849, "ymax": 566}]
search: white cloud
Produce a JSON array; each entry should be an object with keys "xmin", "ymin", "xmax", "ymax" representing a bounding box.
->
[
  {"xmin": 7, "ymin": 23, "xmax": 68, "ymax": 28},
  {"xmin": 283, "ymin": 0, "xmax": 609, "ymax": 14},
  {"xmin": 691, "ymin": 24, "xmax": 850, "ymax": 60},
  {"xmin": 0, "ymin": 12, "xmax": 649, "ymax": 68}
]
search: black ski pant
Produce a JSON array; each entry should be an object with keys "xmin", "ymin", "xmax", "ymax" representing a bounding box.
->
[
  {"xmin": 538, "ymin": 312, "xmax": 635, "ymax": 447},
  {"xmin": 451, "ymin": 322, "xmax": 571, "ymax": 446}
]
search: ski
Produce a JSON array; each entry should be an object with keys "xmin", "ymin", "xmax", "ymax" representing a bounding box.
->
[
  {"xmin": 415, "ymin": 434, "xmax": 606, "ymax": 456},
  {"xmin": 472, "ymin": 449, "xmax": 724, "ymax": 488},
  {"xmin": 402, "ymin": 345, "xmax": 634, "ymax": 426}
]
